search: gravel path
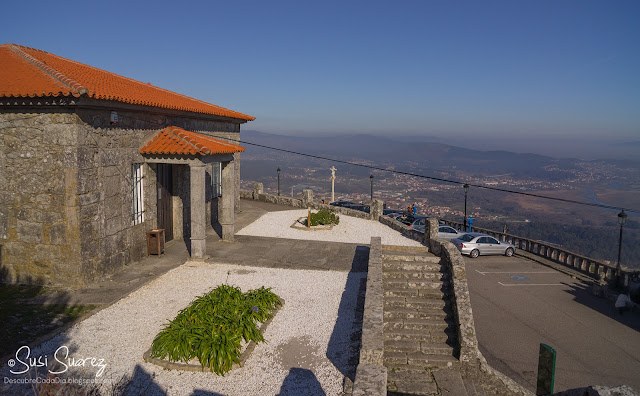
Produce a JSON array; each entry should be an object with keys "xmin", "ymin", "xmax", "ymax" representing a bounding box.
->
[
  {"xmin": 1, "ymin": 262, "xmax": 366, "ymax": 396},
  {"xmin": 1, "ymin": 209, "xmax": 417, "ymax": 395},
  {"xmin": 237, "ymin": 209, "xmax": 423, "ymax": 247}
]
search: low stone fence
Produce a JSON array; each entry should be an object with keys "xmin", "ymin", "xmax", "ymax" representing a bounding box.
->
[
  {"xmin": 441, "ymin": 220, "xmax": 638, "ymax": 288},
  {"xmin": 377, "ymin": 214, "xmax": 428, "ymax": 244},
  {"xmin": 351, "ymin": 237, "xmax": 387, "ymax": 396},
  {"xmin": 428, "ymin": 236, "xmax": 532, "ymax": 396},
  {"xmin": 240, "ymin": 184, "xmax": 376, "ymax": 221}
]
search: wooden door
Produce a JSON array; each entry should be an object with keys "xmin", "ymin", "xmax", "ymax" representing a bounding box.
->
[{"xmin": 156, "ymin": 164, "xmax": 173, "ymax": 241}]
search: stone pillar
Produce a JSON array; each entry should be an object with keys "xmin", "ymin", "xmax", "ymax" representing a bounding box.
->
[
  {"xmin": 189, "ymin": 162, "xmax": 206, "ymax": 259},
  {"xmin": 423, "ymin": 217, "xmax": 439, "ymax": 245},
  {"xmin": 253, "ymin": 182, "xmax": 263, "ymax": 200},
  {"xmin": 330, "ymin": 166, "xmax": 336, "ymax": 203},
  {"xmin": 302, "ymin": 189, "xmax": 314, "ymax": 207},
  {"xmin": 221, "ymin": 161, "xmax": 235, "ymax": 241},
  {"xmin": 370, "ymin": 199, "xmax": 384, "ymax": 221}
]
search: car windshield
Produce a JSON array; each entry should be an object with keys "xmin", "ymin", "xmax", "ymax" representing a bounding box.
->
[{"xmin": 459, "ymin": 234, "xmax": 475, "ymax": 242}]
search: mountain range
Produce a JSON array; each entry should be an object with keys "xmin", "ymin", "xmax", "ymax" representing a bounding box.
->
[{"xmin": 239, "ymin": 130, "xmax": 640, "ymax": 182}]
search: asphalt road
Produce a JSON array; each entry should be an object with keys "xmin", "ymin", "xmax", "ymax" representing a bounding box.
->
[{"xmin": 465, "ymin": 253, "xmax": 640, "ymax": 393}]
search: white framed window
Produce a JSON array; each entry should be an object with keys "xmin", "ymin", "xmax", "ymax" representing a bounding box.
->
[
  {"xmin": 212, "ymin": 162, "xmax": 222, "ymax": 197},
  {"xmin": 131, "ymin": 163, "xmax": 145, "ymax": 225}
]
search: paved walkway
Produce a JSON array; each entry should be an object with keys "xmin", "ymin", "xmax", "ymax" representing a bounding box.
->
[{"xmin": 63, "ymin": 200, "xmax": 367, "ymax": 306}]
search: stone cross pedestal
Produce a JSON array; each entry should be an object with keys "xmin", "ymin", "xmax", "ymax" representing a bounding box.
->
[{"xmin": 330, "ymin": 166, "xmax": 336, "ymax": 203}]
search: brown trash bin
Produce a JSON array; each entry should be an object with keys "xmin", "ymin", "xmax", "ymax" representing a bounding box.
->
[{"xmin": 147, "ymin": 229, "xmax": 165, "ymax": 257}]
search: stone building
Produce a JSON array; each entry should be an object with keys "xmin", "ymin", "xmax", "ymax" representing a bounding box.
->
[{"xmin": 0, "ymin": 43, "xmax": 254, "ymax": 287}]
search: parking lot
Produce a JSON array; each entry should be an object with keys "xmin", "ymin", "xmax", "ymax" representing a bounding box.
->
[{"xmin": 465, "ymin": 253, "xmax": 640, "ymax": 393}]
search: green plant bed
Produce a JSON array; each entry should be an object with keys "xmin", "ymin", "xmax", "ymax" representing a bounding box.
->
[
  {"xmin": 147, "ymin": 284, "xmax": 282, "ymax": 375},
  {"xmin": 302, "ymin": 208, "xmax": 340, "ymax": 227}
]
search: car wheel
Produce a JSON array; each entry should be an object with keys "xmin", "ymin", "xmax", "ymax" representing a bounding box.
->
[
  {"xmin": 470, "ymin": 249, "xmax": 480, "ymax": 258},
  {"xmin": 505, "ymin": 247, "xmax": 514, "ymax": 257}
]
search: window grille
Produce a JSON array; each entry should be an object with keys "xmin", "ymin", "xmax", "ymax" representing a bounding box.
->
[
  {"xmin": 131, "ymin": 163, "xmax": 144, "ymax": 225},
  {"xmin": 212, "ymin": 162, "xmax": 222, "ymax": 197}
]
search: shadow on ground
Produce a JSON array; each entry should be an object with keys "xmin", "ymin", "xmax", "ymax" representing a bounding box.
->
[
  {"xmin": 326, "ymin": 245, "xmax": 368, "ymax": 386},
  {"xmin": 563, "ymin": 281, "xmax": 640, "ymax": 332},
  {"xmin": 276, "ymin": 367, "xmax": 326, "ymax": 396}
]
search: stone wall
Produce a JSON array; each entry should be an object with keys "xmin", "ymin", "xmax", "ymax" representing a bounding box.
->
[
  {"xmin": 352, "ymin": 237, "xmax": 387, "ymax": 396},
  {"xmin": 241, "ymin": 185, "xmax": 374, "ymax": 220},
  {"xmin": 1, "ymin": 99, "xmax": 247, "ymax": 286},
  {"xmin": 428, "ymin": 237, "xmax": 532, "ymax": 396},
  {"xmin": 0, "ymin": 112, "xmax": 83, "ymax": 286}
]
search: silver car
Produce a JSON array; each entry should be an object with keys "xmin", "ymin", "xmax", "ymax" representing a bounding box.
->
[
  {"xmin": 437, "ymin": 226, "xmax": 464, "ymax": 240},
  {"xmin": 450, "ymin": 233, "xmax": 516, "ymax": 258}
]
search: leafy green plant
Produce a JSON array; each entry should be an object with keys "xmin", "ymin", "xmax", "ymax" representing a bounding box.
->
[
  {"xmin": 304, "ymin": 208, "xmax": 340, "ymax": 226},
  {"xmin": 150, "ymin": 284, "xmax": 281, "ymax": 375}
]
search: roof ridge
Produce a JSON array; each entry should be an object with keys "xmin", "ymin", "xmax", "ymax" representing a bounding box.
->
[
  {"xmin": 169, "ymin": 126, "xmax": 209, "ymax": 155},
  {"xmin": 7, "ymin": 44, "xmax": 89, "ymax": 96}
]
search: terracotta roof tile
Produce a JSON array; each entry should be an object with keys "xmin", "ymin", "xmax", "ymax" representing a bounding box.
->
[
  {"xmin": 140, "ymin": 126, "xmax": 246, "ymax": 156},
  {"xmin": 0, "ymin": 43, "xmax": 254, "ymax": 121}
]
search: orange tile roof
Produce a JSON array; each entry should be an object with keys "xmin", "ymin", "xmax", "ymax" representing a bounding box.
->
[
  {"xmin": 0, "ymin": 43, "xmax": 254, "ymax": 121},
  {"xmin": 140, "ymin": 126, "xmax": 246, "ymax": 156}
]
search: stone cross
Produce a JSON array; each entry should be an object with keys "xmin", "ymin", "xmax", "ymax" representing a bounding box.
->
[{"xmin": 330, "ymin": 167, "xmax": 336, "ymax": 203}]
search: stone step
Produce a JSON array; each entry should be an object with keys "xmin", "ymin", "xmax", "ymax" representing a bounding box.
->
[
  {"xmin": 384, "ymin": 318, "xmax": 452, "ymax": 332},
  {"xmin": 384, "ymin": 279, "xmax": 449, "ymax": 290},
  {"xmin": 383, "ymin": 296, "xmax": 449, "ymax": 310},
  {"xmin": 383, "ymin": 270, "xmax": 448, "ymax": 281},
  {"xmin": 382, "ymin": 244, "xmax": 430, "ymax": 253},
  {"xmin": 384, "ymin": 351, "xmax": 459, "ymax": 367},
  {"xmin": 433, "ymin": 368, "xmax": 469, "ymax": 396},
  {"xmin": 384, "ymin": 328, "xmax": 458, "ymax": 344},
  {"xmin": 383, "ymin": 307, "xmax": 450, "ymax": 321},
  {"xmin": 383, "ymin": 260, "xmax": 442, "ymax": 272},
  {"xmin": 388, "ymin": 376, "xmax": 438, "ymax": 395},
  {"xmin": 385, "ymin": 340, "xmax": 456, "ymax": 356},
  {"xmin": 382, "ymin": 252, "xmax": 441, "ymax": 263}
]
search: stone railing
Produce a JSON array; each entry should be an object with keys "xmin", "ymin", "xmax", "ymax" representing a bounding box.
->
[
  {"xmin": 351, "ymin": 237, "xmax": 387, "ymax": 396},
  {"xmin": 240, "ymin": 184, "xmax": 380, "ymax": 221},
  {"xmin": 440, "ymin": 220, "xmax": 638, "ymax": 288},
  {"xmin": 427, "ymin": 235, "xmax": 532, "ymax": 396}
]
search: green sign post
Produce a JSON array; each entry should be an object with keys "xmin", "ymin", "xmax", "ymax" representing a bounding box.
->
[{"xmin": 536, "ymin": 343, "xmax": 556, "ymax": 395}]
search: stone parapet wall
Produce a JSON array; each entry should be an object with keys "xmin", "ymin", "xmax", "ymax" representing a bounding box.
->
[
  {"xmin": 241, "ymin": 186, "xmax": 373, "ymax": 220},
  {"xmin": 378, "ymin": 215, "xmax": 425, "ymax": 244},
  {"xmin": 352, "ymin": 237, "xmax": 387, "ymax": 396},
  {"xmin": 428, "ymin": 237, "xmax": 532, "ymax": 396}
]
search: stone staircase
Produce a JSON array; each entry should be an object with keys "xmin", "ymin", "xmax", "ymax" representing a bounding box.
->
[{"xmin": 382, "ymin": 245, "xmax": 484, "ymax": 396}]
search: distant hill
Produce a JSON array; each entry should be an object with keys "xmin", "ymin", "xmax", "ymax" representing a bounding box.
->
[{"xmin": 239, "ymin": 130, "xmax": 639, "ymax": 181}]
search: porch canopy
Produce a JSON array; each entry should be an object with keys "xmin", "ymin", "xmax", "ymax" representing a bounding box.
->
[{"xmin": 140, "ymin": 126, "xmax": 245, "ymax": 259}]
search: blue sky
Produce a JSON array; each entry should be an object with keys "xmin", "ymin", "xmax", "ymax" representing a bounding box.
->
[{"xmin": 4, "ymin": 1, "xmax": 639, "ymax": 158}]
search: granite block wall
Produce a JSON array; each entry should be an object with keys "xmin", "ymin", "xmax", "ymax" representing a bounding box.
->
[{"xmin": 1, "ymin": 100, "xmax": 246, "ymax": 287}]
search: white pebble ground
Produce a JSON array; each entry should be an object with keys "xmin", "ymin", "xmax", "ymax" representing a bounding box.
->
[
  {"xmin": 237, "ymin": 209, "xmax": 423, "ymax": 247},
  {"xmin": 1, "ymin": 211, "xmax": 420, "ymax": 395},
  {"xmin": 1, "ymin": 262, "xmax": 366, "ymax": 396}
]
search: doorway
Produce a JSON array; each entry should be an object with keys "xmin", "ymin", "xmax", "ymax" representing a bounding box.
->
[{"xmin": 156, "ymin": 163, "xmax": 173, "ymax": 241}]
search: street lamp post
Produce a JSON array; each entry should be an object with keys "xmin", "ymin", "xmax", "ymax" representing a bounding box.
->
[
  {"xmin": 616, "ymin": 210, "xmax": 628, "ymax": 289},
  {"xmin": 464, "ymin": 184, "xmax": 469, "ymax": 231},
  {"xmin": 370, "ymin": 175, "xmax": 374, "ymax": 200},
  {"xmin": 277, "ymin": 167, "xmax": 281, "ymax": 196}
]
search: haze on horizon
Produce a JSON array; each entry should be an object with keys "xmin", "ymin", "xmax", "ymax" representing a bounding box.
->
[{"xmin": 4, "ymin": 1, "xmax": 639, "ymax": 161}]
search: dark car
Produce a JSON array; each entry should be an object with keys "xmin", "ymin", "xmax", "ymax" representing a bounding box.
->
[{"xmin": 329, "ymin": 201, "xmax": 354, "ymax": 207}]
